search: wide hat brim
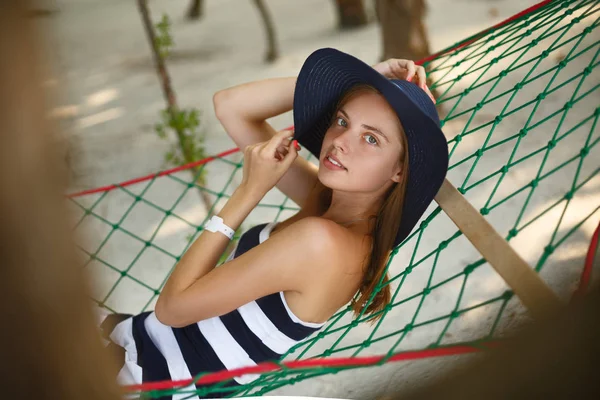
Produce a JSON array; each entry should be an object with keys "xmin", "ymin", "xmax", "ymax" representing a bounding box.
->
[{"xmin": 293, "ymin": 48, "xmax": 449, "ymax": 247}]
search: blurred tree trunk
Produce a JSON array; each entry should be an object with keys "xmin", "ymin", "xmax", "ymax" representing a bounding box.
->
[
  {"xmin": 334, "ymin": 0, "xmax": 368, "ymax": 29},
  {"xmin": 376, "ymin": 0, "xmax": 441, "ymax": 107},
  {"xmin": 253, "ymin": 0, "xmax": 278, "ymax": 63},
  {"xmin": 376, "ymin": 0, "xmax": 431, "ymax": 61},
  {"xmin": 186, "ymin": 0, "xmax": 277, "ymax": 63},
  {"xmin": 187, "ymin": 0, "xmax": 204, "ymax": 20},
  {"xmin": 26, "ymin": 0, "xmax": 59, "ymax": 17}
]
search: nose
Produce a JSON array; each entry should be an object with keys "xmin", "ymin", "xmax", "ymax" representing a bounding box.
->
[{"xmin": 331, "ymin": 128, "xmax": 352, "ymax": 153}]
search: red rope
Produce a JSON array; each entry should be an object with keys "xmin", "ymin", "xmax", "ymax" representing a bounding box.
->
[
  {"xmin": 125, "ymin": 341, "xmax": 499, "ymax": 392},
  {"xmin": 67, "ymin": 147, "xmax": 240, "ymax": 198},
  {"xmin": 573, "ymin": 220, "xmax": 600, "ymax": 300}
]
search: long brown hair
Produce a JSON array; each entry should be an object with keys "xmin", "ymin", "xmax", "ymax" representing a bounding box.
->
[{"xmin": 321, "ymin": 84, "xmax": 410, "ymax": 321}]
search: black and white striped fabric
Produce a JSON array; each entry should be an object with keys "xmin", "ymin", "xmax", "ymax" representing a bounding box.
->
[{"xmin": 101, "ymin": 222, "xmax": 324, "ymax": 399}]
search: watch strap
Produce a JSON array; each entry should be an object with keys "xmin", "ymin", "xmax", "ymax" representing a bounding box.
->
[{"xmin": 204, "ymin": 215, "xmax": 235, "ymax": 240}]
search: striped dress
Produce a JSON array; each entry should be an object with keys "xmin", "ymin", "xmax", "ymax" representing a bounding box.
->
[{"xmin": 99, "ymin": 222, "xmax": 324, "ymax": 399}]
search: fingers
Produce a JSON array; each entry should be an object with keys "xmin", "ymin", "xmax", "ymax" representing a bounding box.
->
[
  {"xmin": 403, "ymin": 60, "xmax": 416, "ymax": 82},
  {"xmin": 372, "ymin": 59, "xmax": 392, "ymax": 77},
  {"xmin": 413, "ymin": 64, "xmax": 436, "ymax": 103},
  {"xmin": 245, "ymin": 130, "xmax": 296, "ymax": 160},
  {"xmin": 281, "ymin": 139, "xmax": 300, "ymax": 166},
  {"xmin": 275, "ymin": 143, "xmax": 289, "ymax": 161},
  {"xmin": 264, "ymin": 130, "xmax": 294, "ymax": 156},
  {"xmin": 415, "ymin": 65, "xmax": 427, "ymax": 88},
  {"xmin": 244, "ymin": 130, "xmax": 299, "ymax": 169},
  {"xmin": 423, "ymin": 84, "xmax": 436, "ymax": 104}
]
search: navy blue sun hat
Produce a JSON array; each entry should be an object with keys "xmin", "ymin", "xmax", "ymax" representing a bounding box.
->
[{"xmin": 293, "ymin": 48, "xmax": 449, "ymax": 248}]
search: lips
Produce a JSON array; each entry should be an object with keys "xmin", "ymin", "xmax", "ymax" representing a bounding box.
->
[{"xmin": 324, "ymin": 153, "xmax": 346, "ymax": 170}]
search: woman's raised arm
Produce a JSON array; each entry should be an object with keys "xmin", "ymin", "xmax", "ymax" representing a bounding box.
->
[
  {"xmin": 213, "ymin": 77, "xmax": 319, "ymax": 208},
  {"xmin": 214, "ymin": 77, "xmax": 296, "ymax": 124}
]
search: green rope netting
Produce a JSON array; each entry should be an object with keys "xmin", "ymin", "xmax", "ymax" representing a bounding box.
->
[{"xmin": 69, "ymin": 0, "xmax": 599, "ymax": 397}]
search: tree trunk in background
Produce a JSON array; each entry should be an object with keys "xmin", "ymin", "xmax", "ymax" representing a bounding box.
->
[
  {"xmin": 187, "ymin": 0, "xmax": 204, "ymax": 20},
  {"xmin": 376, "ymin": 0, "xmax": 430, "ymax": 61},
  {"xmin": 376, "ymin": 0, "xmax": 441, "ymax": 109},
  {"xmin": 334, "ymin": 0, "xmax": 368, "ymax": 29},
  {"xmin": 26, "ymin": 0, "xmax": 59, "ymax": 17},
  {"xmin": 186, "ymin": 0, "xmax": 278, "ymax": 63},
  {"xmin": 253, "ymin": 0, "xmax": 279, "ymax": 63}
]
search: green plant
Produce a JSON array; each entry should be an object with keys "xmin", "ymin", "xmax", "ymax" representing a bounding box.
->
[
  {"xmin": 154, "ymin": 108, "xmax": 207, "ymax": 180},
  {"xmin": 151, "ymin": 12, "xmax": 207, "ymax": 183},
  {"xmin": 154, "ymin": 14, "xmax": 173, "ymax": 59}
]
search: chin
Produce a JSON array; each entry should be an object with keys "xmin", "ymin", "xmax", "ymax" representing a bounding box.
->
[
  {"xmin": 319, "ymin": 169, "xmax": 392, "ymax": 196},
  {"xmin": 317, "ymin": 169, "xmax": 338, "ymax": 189},
  {"xmin": 318, "ymin": 169, "xmax": 355, "ymax": 192}
]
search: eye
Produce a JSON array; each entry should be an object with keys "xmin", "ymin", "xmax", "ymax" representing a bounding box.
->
[
  {"xmin": 335, "ymin": 117, "xmax": 347, "ymax": 127},
  {"xmin": 364, "ymin": 134, "xmax": 379, "ymax": 145}
]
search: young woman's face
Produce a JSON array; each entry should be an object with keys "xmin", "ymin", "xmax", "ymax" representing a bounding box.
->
[{"xmin": 318, "ymin": 90, "xmax": 405, "ymax": 193}]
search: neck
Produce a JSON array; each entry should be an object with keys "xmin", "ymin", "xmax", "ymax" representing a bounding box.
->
[{"xmin": 320, "ymin": 188, "xmax": 382, "ymax": 227}]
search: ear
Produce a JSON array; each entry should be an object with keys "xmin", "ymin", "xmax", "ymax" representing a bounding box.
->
[{"xmin": 391, "ymin": 165, "xmax": 403, "ymax": 183}]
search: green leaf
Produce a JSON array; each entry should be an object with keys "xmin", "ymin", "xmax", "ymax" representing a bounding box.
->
[
  {"xmin": 194, "ymin": 149, "xmax": 205, "ymax": 161},
  {"xmin": 189, "ymin": 109, "xmax": 199, "ymax": 124},
  {"xmin": 160, "ymin": 109, "xmax": 170, "ymax": 122},
  {"xmin": 154, "ymin": 14, "xmax": 174, "ymax": 58},
  {"xmin": 154, "ymin": 123, "xmax": 166, "ymax": 139}
]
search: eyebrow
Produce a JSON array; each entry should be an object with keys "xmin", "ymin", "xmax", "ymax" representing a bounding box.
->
[{"xmin": 339, "ymin": 108, "xmax": 390, "ymax": 143}]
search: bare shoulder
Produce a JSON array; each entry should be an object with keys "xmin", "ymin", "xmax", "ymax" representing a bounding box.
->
[
  {"xmin": 265, "ymin": 216, "xmax": 357, "ymax": 274},
  {"xmin": 276, "ymin": 217, "xmax": 367, "ymax": 319},
  {"xmin": 277, "ymin": 217, "xmax": 366, "ymax": 281},
  {"xmin": 282, "ymin": 216, "xmax": 354, "ymax": 255}
]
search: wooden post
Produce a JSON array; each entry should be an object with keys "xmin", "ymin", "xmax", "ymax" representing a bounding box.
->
[{"xmin": 435, "ymin": 179, "xmax": 564, "ymax": 319}]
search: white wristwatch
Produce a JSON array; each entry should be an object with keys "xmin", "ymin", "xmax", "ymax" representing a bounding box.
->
[{"xmin": 203, "ymin": 215, "xmax": 235, "ymax": 240}]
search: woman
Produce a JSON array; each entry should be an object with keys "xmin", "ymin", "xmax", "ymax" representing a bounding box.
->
[{"xmin": 100, "ymin": 48, "xmax": 448, "ymax": 398}]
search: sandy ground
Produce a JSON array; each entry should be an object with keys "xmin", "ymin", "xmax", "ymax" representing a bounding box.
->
[{"xmin": 40, "ymin": 0, "xmax": 600, "ymax": 398}]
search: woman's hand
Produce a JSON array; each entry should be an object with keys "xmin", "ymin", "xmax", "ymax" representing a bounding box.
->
[
  {"xmin": 240, "ymin": 129, "xmax": 301, "ymax": 198},
  {"xmin": 373, "ymin": 58, "xmax": 436, "ymax": 103}
]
